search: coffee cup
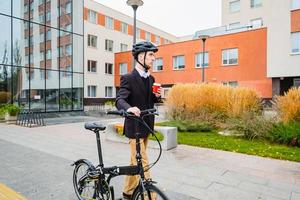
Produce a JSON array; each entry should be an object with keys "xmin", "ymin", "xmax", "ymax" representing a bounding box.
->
[{"xmin": 152, "ymin": 83, "xmax": 161, "ymax": 94}]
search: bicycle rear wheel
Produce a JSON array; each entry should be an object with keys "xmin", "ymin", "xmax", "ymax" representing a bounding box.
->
[
  {"xmin": 132, "ymin": 184, "xmax": 169, "ymax": 200},
  {"xmin": 73, "ymin": 162, "xmax": 97, "ymax": 200}
]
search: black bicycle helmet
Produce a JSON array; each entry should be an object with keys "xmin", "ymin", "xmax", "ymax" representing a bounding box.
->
[{"xmin": 132, "ymin": 41, "xmax": 158, "ymax": 59}]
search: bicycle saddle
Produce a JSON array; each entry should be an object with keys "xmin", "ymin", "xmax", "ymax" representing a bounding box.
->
[{"xmin": 84, "ymin": 122, "xmax": 106, "ymax": 131}]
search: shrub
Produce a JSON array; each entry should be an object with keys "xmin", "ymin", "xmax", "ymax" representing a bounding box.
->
[
  {"xmin": 276, "ymin": 87, "xmax": 300, "ymax": 123},
  {"xmin": 4, "ymin": 104, "xmax": 21, "ymax": 116},
  {"xmin": 267, "ymin": 121, "xmax": 300, "ymax": 147},
  {"xmin": 157, "ymin": 120, "xmax": 213, "ymax": 132},
  {"xmin": 165, "ymin": 83, "xmax": 261, "ymax": 127},
  {"xmin": 225, "ymin": 113, "xmax": 275, "ymax": 140},
  {"xmin": 0, "ymin": 105, "xmax": 6, "ymax": 119},
  {"xmin": 105, "ymin": 100, "xmax": 115, "ymax": 107}
]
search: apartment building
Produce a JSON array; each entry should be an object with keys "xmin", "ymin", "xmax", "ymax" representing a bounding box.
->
[
  {"xmin": 84, "ymin": 0, "xmax": 180, "ymax": 104},
  {"xmin": 115, "ymin": 28, "xmax": 272, "ymax": 98},
  {"xmin": 0, "ymin": 0, "xmax": 84, "ymax": 112},
  {"xmin": 222, "ymin": 0, "xmax": 300, "ymax": 95},
  {"xmin": 115, "ymin": 0, "xmax": 300, "ymax": 99}
]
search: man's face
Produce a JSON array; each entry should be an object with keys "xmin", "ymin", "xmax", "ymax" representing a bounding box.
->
[{"xmin": 138, "ymin": 51, "xmax": 156, "ymax": 68}]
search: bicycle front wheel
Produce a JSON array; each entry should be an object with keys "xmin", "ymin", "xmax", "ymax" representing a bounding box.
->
[{"xmin": 132, "ymin": 184, "xmax": 169, "ymax": 200}]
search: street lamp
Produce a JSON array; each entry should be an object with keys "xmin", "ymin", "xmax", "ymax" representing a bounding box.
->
[
  {"xmin": 127, "ymin": 0, "xmax": 144, "ymax": 45},
  {"xmin": 198, "ymin": 35, "xmax": 209, "ymax": 82}
]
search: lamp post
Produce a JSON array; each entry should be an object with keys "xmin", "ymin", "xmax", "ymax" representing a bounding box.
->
[
  {"xmin": 127, "ymin": 0, "xmax": 144, "ymax": 45},
  {"xmin": 198, "ymin": 35, "xmax": 209, "ymax": 82}
]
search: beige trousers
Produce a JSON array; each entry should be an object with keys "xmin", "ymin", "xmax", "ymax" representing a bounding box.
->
[{"xmin": 123, "ymin": 137, "xmax": 151, "ymax": 195}]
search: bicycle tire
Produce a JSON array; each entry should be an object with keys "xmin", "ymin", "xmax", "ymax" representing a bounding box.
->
[
  {"xmin": 132, "ymin": 184, "xmax": 169, "ymax": 200},
  {"xmin": 73, "ymin": 162, "xmax": 97, "ymax": 200}
]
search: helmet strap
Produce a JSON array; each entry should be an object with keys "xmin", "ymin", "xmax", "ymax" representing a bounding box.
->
[{"xmin": 136, "ymin": 52, "xmax": 150, "ymax": 72}]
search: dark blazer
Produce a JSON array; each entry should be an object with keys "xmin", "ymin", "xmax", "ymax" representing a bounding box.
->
[{"xmin": 116, "ymin": 69, "xmax": 160, "ymax": 139}]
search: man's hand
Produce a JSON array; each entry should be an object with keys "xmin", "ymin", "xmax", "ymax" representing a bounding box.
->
[
  {"xmin": 127, "ymin": 107, "xmax": 141, "ymax": 116},
  {"xmin": 154, "ymin": 87, "xmax": 161, "ymax": 98}
]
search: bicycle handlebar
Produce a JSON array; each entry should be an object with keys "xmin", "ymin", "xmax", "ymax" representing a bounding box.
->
[{"xmin": 107, "ymin": 108, "xmax": 157, "ymax": 117}]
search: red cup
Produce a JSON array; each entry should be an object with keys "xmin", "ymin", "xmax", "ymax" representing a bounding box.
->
[{"xmin": 152, "ymin": 83, "xmax": 161, "ymax": 94}]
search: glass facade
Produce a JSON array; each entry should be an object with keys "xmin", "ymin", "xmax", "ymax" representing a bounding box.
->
[{"xmin": 0, "ymin": 0, "xmax": 84, "ymax": 112}]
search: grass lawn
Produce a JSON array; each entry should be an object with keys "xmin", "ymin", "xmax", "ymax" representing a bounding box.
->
[{"xmin": 157, "ymin": 122, "xmax": 300, "ymax": 162}]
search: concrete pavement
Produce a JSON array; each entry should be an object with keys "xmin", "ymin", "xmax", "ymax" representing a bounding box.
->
[{"xmin": 0, "ymin": 120, "xmax": 300, "ymax": 200}]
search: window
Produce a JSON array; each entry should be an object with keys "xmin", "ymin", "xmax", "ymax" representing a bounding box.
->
[
  {"xmin": 228, "ymin": 22, "xmax": 240, "ymax": 30},
  {"xmin": 251, "ymin": 18, "xmax": 263, "ymax": 28},
  {"xmin": 294, "ymin": 78, "xmax": 300, "ymax": 88},
  {"xmin": 223, "ymin": 81, "xmax": 238, "ymax": 87},
  {"xmin": 120, "ymin": 43, "xmax": 128, "ymax": 52},
  {"xmin": 291, "ymin": 32, "xmax": 300, "ymax": 53},
  {"xmin": 88, "ymin": 34, "xmax": 97, "ymax": 48},
  {"xmin": 291, "ymin": 0, "xmax": 300, "ymax": 10},
  {"xmin": 40, "ymin": 70, "xmax": 45, "ymax": 80},
  {"xmin": 66, "ymin": 2, "xmax": 71, "ymax": 14},
  {"xmin": 155, "ymin": 35, "xmax": 160, "ymax": 45},
  {"xmin": 136, "ymin": 28, "xmax": 140, "ymax": 39},
  {"xmin": 87, "ymin": 86, "xmax": 97, "ymax": 97},
  {"xmin": 250, "ymin": 0, "xmax": 262, "ymax": 8},
  {"xmin": 195, "ymin": 52, "xmax": 209, "ymax": 68},
  {"xmin": 145, "ymin": 31, "xmax": 151, "ymax": 41},
  {"xmin": 40, "ymin": 52, "xmax": 44, "ymax": 61},
  {"xmin": 46, "ymin": 49, "xmax": 52, "ymax": 60},
  {"xmin": 222, "ymin": 48, "xmax": 238, "ymax": 65},
  {"xmin": 105, "ymin": 63, "xmax": 113, "ymax": 74},
  {"xmin": 88, "ymin": 60, "xmax": 97, "ymax": 72},
  {"xmin": 229, "ymin": 0, "xmax": 240, "ymax": 13},
  {"xmin": 24, "ymin": 4, "xmax": 29, "ymax": 12},
  {"xmin": 121, "ymin": 22, "xmax": 128, "ymax": 34},
  {"xmin": 153, "ymin": 58, "xmax": 163, "ymax": 72},
  {"xmin": 46, "ymin": 29, "xmax": 51, "ymax": 41},
  {"xmin": 39, "ymin": 14, "xmax": 44, "ymax": 23},
  {"xmin": 40, "ymin": 33, "xmax": 44, "ymax": 42},
  {"xmin": 29, "ymin": 54, "xmax": 34, "ymax": 64},
  {"xmin": 105, "ymin": 39, "xmax": 113, "ymax": 52},
  {"xmin": 105, "ymin": 86, "xmax": 113, "ymax": 98},
  {"xmin": 66, "ymin": 44, "xmax": 72, "ymax": 56},
  {"xmin": 46, "ymin": 11, "xmax": 51, "ymax": 21},
  {"xmin": 119, "ymin": 63, "xmax": 127, "ymax": 75},
  {"xmin": 58, "ymin": 47, "xmax": 63, "ymax": 57},
  {"xmin": 29, "ymin": 35, "xmax": 34, "ymax": 46},
  {"xmin": 65, "ymin": 24, "xmax": 71, "ymax": 32},
  {"xmin": 105, "ymin": 16, "xmax": 114, "ymax": 29},
  {"xmin": 173, "ymin": 55, "xmax": 185, "ymax": 70},
  {"xmin": 88, "ymin": 10, "xmax": 97, "ymax": 24}
]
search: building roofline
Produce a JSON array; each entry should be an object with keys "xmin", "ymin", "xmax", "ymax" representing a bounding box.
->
[{"xmin": 89, "ymin": 0, "xmax": 179, "ymax": 39}]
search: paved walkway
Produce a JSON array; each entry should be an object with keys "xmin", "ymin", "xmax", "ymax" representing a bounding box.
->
[{"xmin": 0, "ymin": 121, "xmax": 300, "ymax": 200}]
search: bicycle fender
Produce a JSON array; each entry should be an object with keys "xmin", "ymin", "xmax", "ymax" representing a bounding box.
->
[{"xmin": 71, "ymin": 159, "xmax": 96, "ymax": 170}]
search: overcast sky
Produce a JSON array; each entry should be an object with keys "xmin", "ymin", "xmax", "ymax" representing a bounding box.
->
[{"xmin": 94, "ymin": 0, "xmax": 222, "ymax": 37}]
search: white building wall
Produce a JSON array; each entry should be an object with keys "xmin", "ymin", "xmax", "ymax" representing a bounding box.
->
[
  {"xmin": 222, "ymin": 0, "xmax": 300, "ymax": 78},
  {"xmin": 84, "ymin": 0, "xmax": 179, "ymax": 100}
]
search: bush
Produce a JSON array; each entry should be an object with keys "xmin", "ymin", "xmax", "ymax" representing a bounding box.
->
[
  {"xmin": 157, "ymin": 120, "xmax": 213, "ymax": 132},
  {"xmin": 276, "ymin": 87, "xmax": 300, "ymax": 123},
  {"xmin": 165, "ymin": 83, "xmax": 261, "ymax": 127},
  {"xmin": 267, "ymin": 121, "xmax": 300, "ymax": 147},
  {"xmin": 4, "ymin": 104, "xmax": 21, "ymax": 116},
  {"xmin": 225, "ymin": 113, "xmax": 275, "ymax": 140}
]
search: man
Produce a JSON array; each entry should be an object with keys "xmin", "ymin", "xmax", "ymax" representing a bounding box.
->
[{"xmin": 116, "ymin": 41, "xmax": 161, "ymax": 199}]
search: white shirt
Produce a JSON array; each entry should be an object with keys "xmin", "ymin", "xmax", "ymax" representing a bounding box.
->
[{"xmin": 135, "ymin": 66, "xmax": 150, "ymax": 78}]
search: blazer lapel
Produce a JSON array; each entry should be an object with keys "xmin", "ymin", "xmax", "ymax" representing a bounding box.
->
[{"xmin": 132, "ymin": 69, "xmax": 146, "ymax": 96}]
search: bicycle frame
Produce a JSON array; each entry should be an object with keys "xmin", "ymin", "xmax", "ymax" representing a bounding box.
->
[{"xmin": 72, "ymin": 108, "xmax": 163, "ymax": 200}]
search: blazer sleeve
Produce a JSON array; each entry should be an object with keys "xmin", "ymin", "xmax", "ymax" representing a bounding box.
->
[{"xmin": 116, "ymin": 75, "xmax": 132, "ymax": 111}]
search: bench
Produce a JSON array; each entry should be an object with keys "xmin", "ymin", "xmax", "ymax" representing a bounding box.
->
[{"xmin": 105, "ymin": 123, "xmax": 177, "ymax": 150}]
